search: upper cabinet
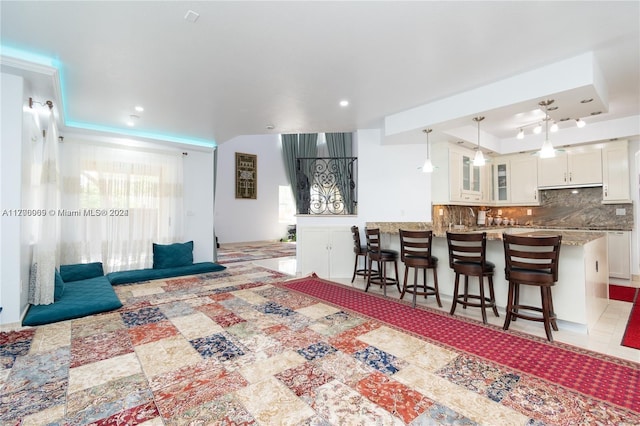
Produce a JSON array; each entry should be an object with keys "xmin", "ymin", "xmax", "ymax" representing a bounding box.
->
[
  {"xmin": 490, "ymin": 154, "xmax": 539, "ymax": 206},
  {"xmin": 537, "ymin": 147, "xmax": 602, "ymax": 188},
  {"xmin": 450, "ymin": 145, "xmax": 486, "ymax": 204},
  {"xmin": 602, "ymin": 140, "xmax": 631, "ymax": 204},
  {"xmin": 431, "ymin": 143, "xmax": 487, "ymax": 205},
  {"xmin": 509, "ymin": 155, "xmax": 539, "ymax": 205}
]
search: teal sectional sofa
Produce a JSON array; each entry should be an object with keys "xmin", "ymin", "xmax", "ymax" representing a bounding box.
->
[
  {"xmin": 22, "ymin": 262, "xmax": 122, "ymax": 326},
  {"xmin": 22, "ymin": 241, "xmax": 226, "ymax": 326}
]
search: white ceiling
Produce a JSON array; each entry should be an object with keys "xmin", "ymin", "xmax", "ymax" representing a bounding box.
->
[{"xmin": 1, "ymin": 1, "xmax": 639, "ymax": 149}]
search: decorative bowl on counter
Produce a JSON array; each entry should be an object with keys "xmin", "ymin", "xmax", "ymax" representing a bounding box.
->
[{"xmin": 494, "ymin": 217, "xmax": 503, "ymax": 225}]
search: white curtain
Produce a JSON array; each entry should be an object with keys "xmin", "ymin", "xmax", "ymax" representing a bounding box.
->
[
  {"xmin": 28, "ymin": 110, "xmax": 60, "ymax": 305},
  {"xmin": 59, "ymin": 143, "xmax": 184, "ymax": 272}
]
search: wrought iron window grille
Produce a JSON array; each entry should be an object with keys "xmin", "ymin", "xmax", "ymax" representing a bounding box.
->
[{"xmin": 295, "ymin": 157, "xmax": 357, "ymax": 215}]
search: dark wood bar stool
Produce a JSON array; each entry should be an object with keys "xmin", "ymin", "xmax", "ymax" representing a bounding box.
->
[
  {"xmin": 502, "ymin": 233, "xmax": 562, "ymax": 341},
  {"xmin": 446, "ymin": 232, "xmax": 499, "ymax": 324},
  {"xmin": 399, "ymin": 229, "xmax": 441, "ymax": 308},
  {"xmin": 350, "ymin": 226, "xmax": 376, "ymax": 283},
  {"xmin": 364, "ymin": 228, "xmax": 400, "ymax": 296}
]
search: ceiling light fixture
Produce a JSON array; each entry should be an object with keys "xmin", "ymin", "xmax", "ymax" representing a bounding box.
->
[
  {"xmin": 422, "ymin": 128, "xmax": 434, "ymax": 173},
  {"xmin": 339, "ymin": 100, "xmax": 349, "ymax": 107},
  {"xmin": 135, "ymin": 105, "xmax": 144, "ymax": 112},
  {"xmin": 517, "ymin": 128, "xmax": 524, "ymax": 139},
  {"xmin": 539, "ymin": 99, "xmax": 556, "ymax": 158},
  {"xmin": 473, "ymin": 116, "xmax": 486, "ymax": 166},
  {"xmin": 575, "ymin": 118, "xmax": 586, "ymax": 128}
]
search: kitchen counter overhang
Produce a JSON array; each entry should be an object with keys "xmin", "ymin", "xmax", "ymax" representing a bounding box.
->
[{"xmin": 365, "ymin": 221, "xmax": 608, "ymax": 333}]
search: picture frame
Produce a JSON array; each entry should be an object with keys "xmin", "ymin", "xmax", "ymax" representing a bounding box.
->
[{"xmin": 235, "ymin": 152, "xmax": 257, "ymax": 199}]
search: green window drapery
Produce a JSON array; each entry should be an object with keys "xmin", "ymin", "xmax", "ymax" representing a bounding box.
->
[
  {"xmin": 281, "ymin": 133, "xmax": 318, "ymax": 214},
  {"xmin": 326, "ymin": 132, "xmax": 355, "ymax": 214}
]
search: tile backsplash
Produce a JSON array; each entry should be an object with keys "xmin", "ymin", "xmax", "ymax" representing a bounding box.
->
[{"xmin": 433, "ymin": 187, "xmax": 633, "ymax": 231}]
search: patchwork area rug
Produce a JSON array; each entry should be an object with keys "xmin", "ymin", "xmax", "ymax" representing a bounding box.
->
[
  {"xmin": 216, "ymin": 241, "xmax": 296, "ymax": 264},
  {"xmin": 1, "ymin": 266, "xmax": 638, "ymax": 425}
]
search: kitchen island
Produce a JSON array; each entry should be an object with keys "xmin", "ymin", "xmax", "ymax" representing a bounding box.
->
[{"xmin": 367, "ymin": 222, "xmax": 609, "ymax": 333}]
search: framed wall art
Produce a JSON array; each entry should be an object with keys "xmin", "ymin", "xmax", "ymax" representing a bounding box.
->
[{"xmin": 235, "ymin": 152, "xmax": 257, "ymax": 199}]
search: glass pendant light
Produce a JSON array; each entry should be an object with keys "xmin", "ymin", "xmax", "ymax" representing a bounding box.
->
[
  {"xmin": 422, "ymin": 128, "xmax": 434, "ymax": 173},
  {"xmin": 538, "ymin": 100, "xmax": 556, "ymax": 158},
  {"xmin": 473, "ymin": 116, "xmax": 485, "ymax": 166}
]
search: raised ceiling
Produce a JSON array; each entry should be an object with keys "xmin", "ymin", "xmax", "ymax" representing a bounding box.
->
[{"xmin": 1, "ymin": 1, "xmax": 638, "ymax": 149}]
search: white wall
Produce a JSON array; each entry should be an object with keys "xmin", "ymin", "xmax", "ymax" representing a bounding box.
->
[
  {"xmin": 357, "ymin": 128, "xmax": 433, "ymax": 225},
  {"xmin": 215, "ymin": 134, "xmax": 290, "ymax": 243},
  {"xmin": 183, "ymin": 149, "xmax": 215, "ymax": 262},
  {"xmin": 0, "ymin": 72, "xmax": 30, "ymax": 325}
]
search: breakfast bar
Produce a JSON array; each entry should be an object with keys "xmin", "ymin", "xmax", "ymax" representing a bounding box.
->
[{"xmin": 367, "ymin": 222, "xmax": 609, "ymax": 333}]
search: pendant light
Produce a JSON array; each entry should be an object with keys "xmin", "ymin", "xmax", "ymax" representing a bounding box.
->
[
  {"xmin": 473, "ymin": 116, "xmax": 485, "ymax": 166},
  {"xmin": 422, "ymin": 128, "xmax": 434, "ymax": 173},
  {"xmin": 539, "ymin": 99, "xmax": 556, "ymax": 158}
]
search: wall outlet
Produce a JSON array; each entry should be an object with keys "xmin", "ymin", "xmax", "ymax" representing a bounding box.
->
[
  {"xmin": 527, "ymin": 209, "xmax": 532, "ymax": 216},
  {"xmin": 497, "ymin": 209, "xmax": 502, "ymax": 215},
  {"xmin": 616, "ymin": 208, "xmax": 626, "ymax": 216},
  {"xmin": 439, "ymin": 208, "xmax": 444, "ymax": 216}
]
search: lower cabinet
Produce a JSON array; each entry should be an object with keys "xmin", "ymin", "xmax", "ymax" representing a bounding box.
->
[
  {"xmin": 297, "ymin": 226, "xmax": 354, "ymax": 279},
  {"xmin": 608, "ymin": 231, "xmax": 631, "ymax": 279}
]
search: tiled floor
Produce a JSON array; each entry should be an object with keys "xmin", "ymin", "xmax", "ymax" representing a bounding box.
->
[{"xmin": 254, "ymin": 256, "xmax": 640, "ymax": 363}]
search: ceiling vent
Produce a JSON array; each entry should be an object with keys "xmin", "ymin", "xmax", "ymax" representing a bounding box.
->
[{"xmin": 184, "ymin": 10, "xmax": 200, "ymax": 23}]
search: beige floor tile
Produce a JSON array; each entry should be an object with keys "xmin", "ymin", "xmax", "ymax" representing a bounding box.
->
[
  {"xmin": 234, "ymin": 376, "xmax": 316, "ymax": 425},
  {"xmin": 134, "ymin": 335, "xmax": 201, "ymax": 378},
  {"xmin": 296, "ymin": 303, "xmax": 342, "ymax": 320},
  {"xmin": 232, "ymin": 288, "xmax": 270, "ymax": 305},
  {"xmin": 239, "ymin": 349, "xmax": 306, "ymax": 384},
  {"xmin": 29, "ymin": 321, "xmax": 71, "ymax": 353},
  {"xmin": 395, "ymin": 366, "xmax": 528, "ymax": 426},
  {"xmin": 169, "ymin": 311, "xmax": 223, "ymax": 340},
  {"xmin": 21, "ymin": 404, "xmax": 66, "ymax": 426},
  {"xmin": 68, "ymin": 353, "xmax": 142, "ymax": 394}
]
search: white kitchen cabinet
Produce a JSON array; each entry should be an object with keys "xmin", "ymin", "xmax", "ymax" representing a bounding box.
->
[
  {"xmin": 450, "ymin": 146, "xmax": 484, "ymax": 204},
  {"xmin": 538, "ymin": 147, "xmax": 602, "ymax": 188},
  {"xmin": 297, "ymin": 226, "xmax": 354, "ymax": 279},
  {"xmin": 509, "ymin": 155, "xmax": 539, "ymax": 205},
  {"xmin": 602, "ymin": 140, "xmax": 631, "ymax": 204},
  {"xmin": 608, "ymin": 230, "xmax": 631, "ymax": 279},
  {"xmin": 492, "ymin": 160, "xmax": 510, "ymax": 204},
  {"xmin": 490, "ymin": 154, "xmax": 539, "ymax": 206}
]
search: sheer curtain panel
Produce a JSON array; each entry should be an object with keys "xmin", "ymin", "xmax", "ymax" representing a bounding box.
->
[
  {"xmin": 28, "ymin": 110, "xmax": 61, "ymax": 305},
  {"xmin": 60, "ymin": 143, "xmax": 184, "ymax": 272}
]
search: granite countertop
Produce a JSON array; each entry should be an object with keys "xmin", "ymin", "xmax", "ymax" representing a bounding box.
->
[{"xmin": 366, "ymin": 222, "xmax": 607, "ymax": 246}]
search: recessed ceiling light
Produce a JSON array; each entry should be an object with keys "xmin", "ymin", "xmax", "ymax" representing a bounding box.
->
[
  {"xmin": 548, "ymin": 106, "xmax": 558, "ymax": 111},
  {"xmin": 266, "ymin": 124, "xmax": 275, "ymax": 130},
  {"xmin": 339, "ymin": 100, "xmax": 349, "ymax": 107},
  {"xmin": 135, "ymin": 105, "xmax": 144, "ymax": 112},
  {"xmin": 580, "ymin": 98, "xmax": 594, "ymax": 103},
  {"xmin": 590, "ymin": 111, "xmax": 602, "ymax": 115}
]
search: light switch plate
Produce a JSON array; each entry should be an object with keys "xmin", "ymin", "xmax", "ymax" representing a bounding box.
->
[{"xmin": 616, "ymin": 208, "xmax": 626, "ymax": 215}]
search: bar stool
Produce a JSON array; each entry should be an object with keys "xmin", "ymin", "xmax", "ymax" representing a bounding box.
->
[
  {"xmin": 446, "ymin": 232, "xmax": 499, "ymax": 324},
  {"xmin": 502, "ymin": 233, "xmax": 562, "ymax": 341},
  {"xmin": 365, "ymin": 228, "xmax": 400, "ymax": 296},
  {"xmin": 350, "ymin": 226, "xmax": 376, "ymax": 283},
  {"xmin": 399, "ymin": 229, "xmax": 441, "ymax": 308}
]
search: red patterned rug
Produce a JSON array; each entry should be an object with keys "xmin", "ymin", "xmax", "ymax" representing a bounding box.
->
[
  {"xmin": 623, "ymin": 300, "xmax": 640, "ymax": 350},
  {"xmin": 610, "ymin": 284, "xmax": 638, "ymax": 303},
  {"xmin": 281, "ymin": 276, "xmax": 640, "ymax": 413}
]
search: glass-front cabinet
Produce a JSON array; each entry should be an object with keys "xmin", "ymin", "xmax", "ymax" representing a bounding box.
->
[
  {"xmin": 450, "ymin": 147, "xmax": 483, "ymax": 203},
  {"xmin": 492, "ymin": 160, "xmax": 509, "ymax": 204}
]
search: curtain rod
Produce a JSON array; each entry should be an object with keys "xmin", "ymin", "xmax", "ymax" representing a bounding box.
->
[{"xmin": 29, "ymin": 97, "xmax": 53, "ymax": 110}]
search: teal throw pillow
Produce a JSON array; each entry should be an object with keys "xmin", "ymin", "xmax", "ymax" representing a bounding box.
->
[
  {"xmin": 153, "ymin": 241, "xmax": 194, "ymax": 269},
  {"xmin": 60, "ymin": 262, "xmax": 105, "ymax": 283},
  {"xmin": 54, "ymin": 269, "xmax": 65, "ymax": 301}
]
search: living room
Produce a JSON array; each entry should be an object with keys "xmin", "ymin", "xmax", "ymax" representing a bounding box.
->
[{"xmin": 1, "ymin": 2, "xmax": 639, "ymax": 424}]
